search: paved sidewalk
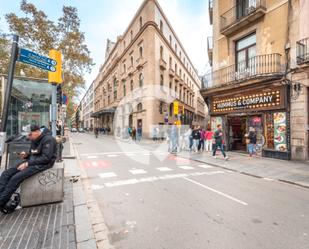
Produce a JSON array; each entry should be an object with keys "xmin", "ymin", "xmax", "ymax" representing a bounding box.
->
[
  {"xmin": 0, "ymin": 178, "xmax": 76, "ymax": 249},
  {"xmin": 178, "ymin": 150, "xmax": 309, "ymax": 188}
]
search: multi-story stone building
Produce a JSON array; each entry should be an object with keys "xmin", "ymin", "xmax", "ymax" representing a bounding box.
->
[
  {"xmin": 92, "ymin": 0, "xmax": 206, "ymax": 137},
  {"xmin": 81, "ymin": 82, "xmax": 94, "ymax": 130},
  {"xmin": 201, "ymin": 0, "xmax": 301, "ymax": 160},
  {"xmin": 288, "ymin": 0, "xmax": 309, "ymax": 160}
]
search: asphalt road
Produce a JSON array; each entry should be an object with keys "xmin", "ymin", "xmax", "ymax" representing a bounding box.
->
[{"xmin": 72, "ymin": 133, "xmax": 309, "ymax": 249}]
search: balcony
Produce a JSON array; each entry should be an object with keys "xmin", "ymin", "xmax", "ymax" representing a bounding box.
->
[
  {"xmin": 202, "ymin": 53, "xmax": 283, "ymax": 89},
  {"xmin": 220, "ymin": 0, "xmax": 266, "ymax": 36},
  {"xmin": 209, "ymin": 0, "xmax": 213, "ymax": 25},
  {"xmin": 169, "ymin": 68, "xmax": 175, "ymax": 77},
  {"xmin": 296, "ymin": 37, "xmax": 309, "ymax": 65},
  {"xmin": 159, "ymin": 58, "xmax": 167, "ymax": 70},
  {"xmin": 136, "ymin": 57, "xmax": 145, "ymax": 69},
  {"xmin": 207, "ymin": 36, "xmax": 213, "ymax": 66}
]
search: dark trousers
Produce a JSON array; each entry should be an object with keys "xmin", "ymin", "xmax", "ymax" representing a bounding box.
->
[
  {"xmin": 0, "ymin": 164, "xmax": 50, "ymax": 206},
  {"xmin": 212, "ymin": 142, "xmax": 226, "ymax": 157}
]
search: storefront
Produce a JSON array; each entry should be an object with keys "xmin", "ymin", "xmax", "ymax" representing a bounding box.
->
[{"xmin": 206, "ymin": 83, "xmax": 290, "ymax": 160}]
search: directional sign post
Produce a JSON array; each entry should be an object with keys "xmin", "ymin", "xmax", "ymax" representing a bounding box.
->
[{"xmin": 17, "ymin": 48, "xmax": 57, "ymax": 72}]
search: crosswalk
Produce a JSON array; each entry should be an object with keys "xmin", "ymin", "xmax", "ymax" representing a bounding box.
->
[{"xmin": 96, "ymin": 164, "xmax": 216, "ymax": 179}]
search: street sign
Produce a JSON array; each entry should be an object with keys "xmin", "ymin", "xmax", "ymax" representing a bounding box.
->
[
  {"xmin": 18, "ymin": 48, "xmax": 57, "ymax": 72},
  {"xmin": 62, "ymin": 94, "xmax": 68, "ymax": 105}
]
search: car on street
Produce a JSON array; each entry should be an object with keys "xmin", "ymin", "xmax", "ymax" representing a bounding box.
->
[
  {"xmin": 71, "ymin": 128, "xmax": 77, "ymax": 133},
  {"xmin": 78, "ymin": 128, "xmax": 85, "ymax": 133}
]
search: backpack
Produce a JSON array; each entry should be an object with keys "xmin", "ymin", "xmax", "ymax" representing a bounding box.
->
[{"xmin": 0, "ymin": 193, "xmax": 20, "ymax": 214}]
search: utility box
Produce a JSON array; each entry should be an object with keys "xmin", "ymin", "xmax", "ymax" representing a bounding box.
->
[{"xmin": 20, "ymin": 162, "xmax": 64, "ymax": 207}]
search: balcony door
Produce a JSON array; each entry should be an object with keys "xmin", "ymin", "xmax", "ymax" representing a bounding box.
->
[
  {"xmin": 237, "ymin": 0, "xmax": 257, "ymax": 19},
  {"xmin": 236, "ymin": 33, "xmax": 256, "ymax": 79}
]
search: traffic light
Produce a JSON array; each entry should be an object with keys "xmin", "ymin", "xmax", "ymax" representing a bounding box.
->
[
  {"xmin": 48, "ymin": 50, "xmax": 62, "ymax": 84},
  {"xmin": 173, "ymin": 101, "xmax": 179, "ymax": 115},
  {"xmin": 57, "ymin": 85, "xmax": 62, "ymax": 104}
]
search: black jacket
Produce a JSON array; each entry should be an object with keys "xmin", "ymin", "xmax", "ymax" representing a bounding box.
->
[
  {"xmin": 248, "ymin": 131, "xmax": 257, "ymax": 144},
  {"xmin": 192, "ymin": 130, "xmax": 201, "ymax": 140},
  {"xmin": 27, "ymin": 129, "xmax": 57, "ymax": 168},
  {"xmin": 214, "ymin": 129, "xmax": 223, "ymax": 144}
]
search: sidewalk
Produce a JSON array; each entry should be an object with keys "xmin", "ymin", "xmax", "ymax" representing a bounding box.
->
[
  {"xmin": 177, "ymin": 150, "xmax": 309, "ymax": 188},
  {"xmin": 0, "ymin": 140, "xmax": 104, "ymax": 249}
]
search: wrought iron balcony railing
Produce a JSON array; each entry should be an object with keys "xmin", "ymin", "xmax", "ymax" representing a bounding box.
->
[
  {"xmin": 202, "ymin": 53, "xmax": 283, "ymax": 89},
  {"xmin": 296, "ymin": 37, "xmax": 309, "ymax": 65},
  {"xmin": 220, "ymin": 0, "xmax": 266, "ymax": 35}
]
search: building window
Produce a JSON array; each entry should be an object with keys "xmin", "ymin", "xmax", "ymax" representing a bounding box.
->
[
  {"xmin": 137, "ymin": 103, "xmax": 143, "ymax": 111},
  {"xmin": 139, "ymin": 17, "xmax": 143, "ymax": 30},
  {"xmin": 123, "ymin": 64, "xmax": 126, "ymax": 73},
  {"xmin": 160, "ymin": 20, "xmax": 163, "ymax": 33},
  {"xmin": 159, "ymin": 102, "xmax": 163, "ymax": 114},
  {"xmin": 130, "ymin": 30, "xmax": 133, "ymax": 41},
  {"xmin": 169, "ymin": 57, "xmax": 172, "ymax": 68},
  {"xmin": 169, "ymin": 103, "xmax": 173, "ymax": 116},
  {"xmin": 160, "ymin": 74, "xmax": 164, "ymax": 88},
  {"xmin": 180, "ymin": 51, "xmax": 182, "ymax": 59},
  {"xmin": 160, "ymin": 46, "xmax": 164, "ymax": 59},
  {"xmin": 124, "ymin": 40, "xmax": 126, "ymax": 49},
  {"xmin": 236, "ymin": 32, "xmax": 256, "ymax": 72},
  {"xmin": 169, "ymin": 35, "xmax": 172, "ymax": 45},
  {"xmin": 175, "ymin": 44, "xmax": 177, "ymax": 53},
  {"xmin": 175, "ymin": 63, "xmax": 177, "ymax": 74},
  {"xmin": 123, "ymin": 83, "xmax": 126, "ymax": 97},
  {"xmin": 139, "ymin": 46, "xmax": 143, "ymax": 58},
  {"xmin": 130, "ymin": 80, "xmax": 134, "ymax": 91},
  {"xmin": 139, "ymin": 73, "xmax": 144, "ymax": 87},
  {"xmin": 131, "ymin": 56, "xmax": 134, "ymax": 67}
]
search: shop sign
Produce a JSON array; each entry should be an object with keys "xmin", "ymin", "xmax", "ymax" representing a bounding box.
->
[
  {"xmin": 212, "ymin": 88, "xmax": 284, "ymax": 114},
  {"xmin": 274, "ymin": 112, "xmax": 287, "ymax": 152}
]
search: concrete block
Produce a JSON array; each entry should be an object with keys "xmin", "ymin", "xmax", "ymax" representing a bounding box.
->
[{"xmin": 20, "ymin": 162, "xmax": 64, "ymax": 207}]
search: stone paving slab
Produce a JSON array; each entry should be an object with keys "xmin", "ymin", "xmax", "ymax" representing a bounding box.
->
[{"xmin": 0, "ymin": 180, "xmax": 76, "ymax": 249}]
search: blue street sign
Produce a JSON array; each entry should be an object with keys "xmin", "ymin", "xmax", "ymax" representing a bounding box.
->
[
  {"xmin": 62, "ymin": 94, "xmax": 68, "ymax": 105},
  {"xmin": 17, "ymin": 48, "xmax": 57, "ymax": 72}
]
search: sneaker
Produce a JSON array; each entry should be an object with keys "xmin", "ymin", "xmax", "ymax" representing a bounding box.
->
[{"xmin": 224, "ymin": 156, "xmax": 229, "ymax": 161}]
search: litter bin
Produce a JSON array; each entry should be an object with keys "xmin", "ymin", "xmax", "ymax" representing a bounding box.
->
[{"xmin": 6, "ymin": 135, "xmax": 31, "ymax": 169}]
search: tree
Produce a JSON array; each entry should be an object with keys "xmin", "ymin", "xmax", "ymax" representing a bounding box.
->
[{"xmin": 1, "ymin": 0, "xmax": 94, "ymax": 116}]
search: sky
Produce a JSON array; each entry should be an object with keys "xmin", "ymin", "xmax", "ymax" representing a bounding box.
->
[{"xmin": 0, "ymin": 0, "xmax": 212, "ymax": 99}]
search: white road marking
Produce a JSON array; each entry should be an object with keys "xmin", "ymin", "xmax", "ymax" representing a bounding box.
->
[
  {"xmin": 183, "ymin": 177, "xmax": 248, "ymax": 206},
  {"xmin": 178, "ymin": 166, "xmax": 194, "ymax": 170},
  {"xmin": 129, "ymin": 169, "xmax": 147, "ymax": 175},
  {"xmin": 198, "ymin": 164, "xmax": 214, "ymax": 169},
  {"xmin": 87, "ymin": 156, "xmax": 98, "ymax": 159},
  {"xmin": 107, "ymin": 154, "xmax": 119, "ymax": 158},
  {"xmin": 91, "ymin": 162, "xmax": 98, "ymax": 167},
  {"xmin": 126, "ymin": 153, "xmax": 135, "ymax": 157},
  {"xmin": 104, "ymin": 171, "xmax": 224, "ymax": 188},
  {"xmin": 80, "ymin": 151, "xmax": 148, "ymax": 156},
  {"xmin": 99, "ymin": 172, "xmax": 117, "ymax": 179},
  {"xmin": 156, "ymin": 167, "xmax": 173, "ymax": 172},
  {"xmin": 91, "ymin": 184, "xmax": 104, "ymax": 190}
]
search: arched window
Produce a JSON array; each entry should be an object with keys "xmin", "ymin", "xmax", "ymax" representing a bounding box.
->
[
  {"xmin": 160, "ymin": 20, "xmax": 163, "ymax": 32},
  {"xmin": 160, "ymin": 46, "xmax": 164, "ymax": 59},
  {"xmin": 131, "ymin": 56, "xmax": 134, "ymax": 67},
  {"xmin": 139, "ymin": 73, "xmax": 144, "ymax": 87},
  {"xmin": 130, "ymin": 80, "xmax": 134, "ymax": 91},
  {"xmin": 139, "ymin": 46, "xmax": 143, "ymax": 58},
  {"xmin": 139, "ymin": 17, "xmax": 143, "ymax": 30},
  {"xmin": 137, "ymin": 103, "xmax": 143, "ymax": 111}
]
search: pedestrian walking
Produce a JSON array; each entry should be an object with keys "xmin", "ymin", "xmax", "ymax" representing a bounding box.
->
[
  {"xmin": 137, "ymin": 127, "xmax": 142, "ymax": 141},
  {"xmin": 212, "ymin": 124, "xmax": 228, "ymax": 160},
  {"xmin": 132, "ymin": 127, "xmax": 137, "ymax": 141},
  {"xmin": 199, "ymin": 128, "xmax": 205, "ymax": 151},
  {"xmin": 183, "ymin": 127, "xmax": 192, "ymax": 151},
  {"xmin": 205, "ymin": 127, "xmax": 214, "ymax": 152},
  {"xmin": 246, "ymin": 127, "xmax": 257, "ymax": 157},
  {"xmin": 170, "ymin": 125, "xmax": 178, "ymax": 153},
  {"xmin": 191, "ymin": 126, "xmax": 201, "ymax": 153},
  {"xmin": 94, "ymin": 127, "xmax": 99, "ymax": 138}
]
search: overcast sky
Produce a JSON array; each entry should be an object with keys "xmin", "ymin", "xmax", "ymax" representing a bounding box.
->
[{"xmin": 0, "ymin": 0, "xmax": 212, "ymax": 98}]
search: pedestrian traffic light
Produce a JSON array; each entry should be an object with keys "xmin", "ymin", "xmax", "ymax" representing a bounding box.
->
[
  {"xmin": 57, "ymin": 85, "xmax": 62, "ymax": 104},
  {"xmin": 174, "ymin": 101, "xmax": 179, "ymax": 115},
  {"xmin": 48, "ymin": 50, "xmax": 62, "ymax": 84}
]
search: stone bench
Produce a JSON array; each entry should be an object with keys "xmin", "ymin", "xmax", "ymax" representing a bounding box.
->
[{"xmin": 20, "ymin": 162, "xmax": 64, "ymax": 207}]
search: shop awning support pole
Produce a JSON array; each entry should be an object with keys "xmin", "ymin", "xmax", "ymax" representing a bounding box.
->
[
  {"xmin": 1, "ymin": 35, "xmax": 19, "ymax": 132},
  {"xmin": 51, "ymin": 83, "xmax": 57, "ymax": 137}
]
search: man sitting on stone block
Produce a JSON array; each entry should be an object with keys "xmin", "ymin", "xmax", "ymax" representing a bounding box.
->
[{"xmin": 0, "ymin": 125, "xmax": 57, "ymax": 210}]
